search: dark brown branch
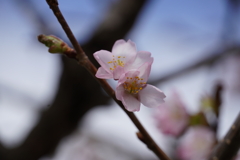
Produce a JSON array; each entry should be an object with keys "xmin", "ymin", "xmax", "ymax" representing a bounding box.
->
[
  {"xmin": 210, "ymin": 83, "xmax": 224, "ymax": 133},
  {"xmin": 0, "ymin": 0, "xmax": 149, "ymax": 159},
  {"xmin": 46, "ymin": 0, "xmax": 86, "ymax": 61},
  {"xmin": 45, "ymin": 1, "xmax": 170, "ymax": 160},
  {"xmin": 213, "ymin": 83, "xmax": 223, "ymax": 118},
  {"xmin": 150, "ymin": 46, "xmax": 240, "ymax": 85},
  {"xmin": 208, "ymin": 112, "xmax": 240, "ymax": 160}
]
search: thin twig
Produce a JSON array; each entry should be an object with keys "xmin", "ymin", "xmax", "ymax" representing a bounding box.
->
[
  {"xmin": 45, "ymin": 0, "xmax": 170, "ymax": 160},
  {"xmin": 208, "ymin": 112, "xmax": 240, "ymax": 160},
  {"xmin": 211, "ymin": 83, "xmax": 223, "ymax": 133}
]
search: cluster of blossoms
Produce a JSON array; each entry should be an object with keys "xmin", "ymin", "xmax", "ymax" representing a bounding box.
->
[
  {"xmin": 154, "ymin": 92, "xmax": 216, "ymax": 160},
  {"xmin": 94, "ymin": 39, "xmax": 166, "ymax": 112}
]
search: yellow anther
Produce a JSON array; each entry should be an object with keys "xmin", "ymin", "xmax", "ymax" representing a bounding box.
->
[{"xmin": 118, "ymin": 56, "xmax": 121, "ymax": 58}]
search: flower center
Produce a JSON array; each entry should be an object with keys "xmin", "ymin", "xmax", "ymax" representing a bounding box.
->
[
  {"xmin": 123, "ymin": 76, "xmax": 146, "ymax": 94},
  {"xmin": 108, "ymin": 55, "xmax": 125, "ymax": 70}
]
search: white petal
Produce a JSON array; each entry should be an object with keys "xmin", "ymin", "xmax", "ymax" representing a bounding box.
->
[
  {"xmin": 93, "ymin": 50, "xmax": 113, "ymax": 72},
  {"xmin": 95, "ymin": 67, "xmax": 113, "ymax": 79},
  {"xmin": 122, "ymin": 92, "xmax": 141, "ymax": 112},
  {"xmin": 138, "ymin": 84, "xmax": 166, "ymax": 108},
  {"xmin": 112, "ymin": 39, "xmax": 137, "ymax": 63}
]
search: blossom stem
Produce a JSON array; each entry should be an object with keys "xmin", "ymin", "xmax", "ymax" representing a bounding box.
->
[{"xmin": 45, "ymin": 0, "xmax": 171, "ymax": 160}]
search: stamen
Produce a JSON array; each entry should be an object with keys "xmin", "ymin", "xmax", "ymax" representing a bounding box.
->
[
  {"xmin": 108, "ymin": 55, "xmax": 126, "ymax": 71},
  {"xmin": 123, "ymin": 76, "xmax": 146, "ymax": 94}
]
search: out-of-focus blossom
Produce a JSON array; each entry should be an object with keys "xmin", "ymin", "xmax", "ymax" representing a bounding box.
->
[
  {"xmin": 176, "ymin": 126, "xmax": 215, "ymax": 160},
  {"xmin": 94, "ymin": 39, "xmax": 152, "ymax": 80},
  {"xmin": 154, "ymin": 92, "xmax": 189, "ymax": 136},
  {"xmin": 116, "ymin": 62, "xmax": 166, "ymax": 112}
]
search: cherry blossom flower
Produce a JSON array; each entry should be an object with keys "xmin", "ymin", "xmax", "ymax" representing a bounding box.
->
[
  {"xmin": 94, "ymin": 39, "xmax": 152, "ymax": 80},
  {"xmin": 154, "ymin": 92, "xmax": 189, "ymax": 136},
  {"xmin": 176, "ymin": 126, "xmax": 215, "ymax": 160},
  {"xmin": 116, "ymin": 62, "xmax": 166, "ymax": 112}
]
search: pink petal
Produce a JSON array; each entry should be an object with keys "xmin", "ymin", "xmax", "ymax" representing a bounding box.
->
[
  {"xmin": 137, "ymin": 62, "xmax": 152, "ymax": 82},
  {"xmin": 127, "ymin": 51, "xmax": 153, "ymax": 70},
  {"xmin": 112, "ymin": 39, "xmax": 137, "ymax": 63},
  {"xmin": 116, "ymin": 83, "xmax": 141, "ymax": 112},
  {"xmin": 155, "ymin": 103, "xmax": 189, "ymax": 136},
  {"xmin": 116, "ymin": 83, "xmax": 125, "ymax": 100},
  {"xmin": 138, "ymin": 84, "xmax": 166, "ymax": 108},
  {"xmin": 113, "ymin": 66, "xmax": 125, "ymax": 80},
  {"xmin": 122, "ymin": 92, "xmax": 141, "ymax": 112},
  {"xmin": 93, "ymin": 50, "xmax": 113, "ymax": 72},
  {"xmin": 177, "ymin": 126, "xmax": 215, "ymax": 160},
  {"xmin": 118, "ymin": 70, "xmax": 140, "ymax": 84},
  {"xmin": 96, "ymin": 67, "xmax": 113, "ymax": 79}
]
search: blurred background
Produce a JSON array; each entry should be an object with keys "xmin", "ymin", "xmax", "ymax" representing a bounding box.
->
[{"xmin": 0, "ymin": 0, "xmax": 240, "ymax": 159}]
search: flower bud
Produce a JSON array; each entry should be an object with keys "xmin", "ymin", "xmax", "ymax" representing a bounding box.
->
[{"xmin": 38, "ymin": 34, "xmax": 72, "ymax": 54}]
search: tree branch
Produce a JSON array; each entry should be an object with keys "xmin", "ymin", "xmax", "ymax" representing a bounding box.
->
[
  {"xmin": 208, "ymin": 112, "xmax": 240, "ymax": 160},
  {"xmin": 45, "ymin": 0, "xmax": 170, "ymax": 160}
]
